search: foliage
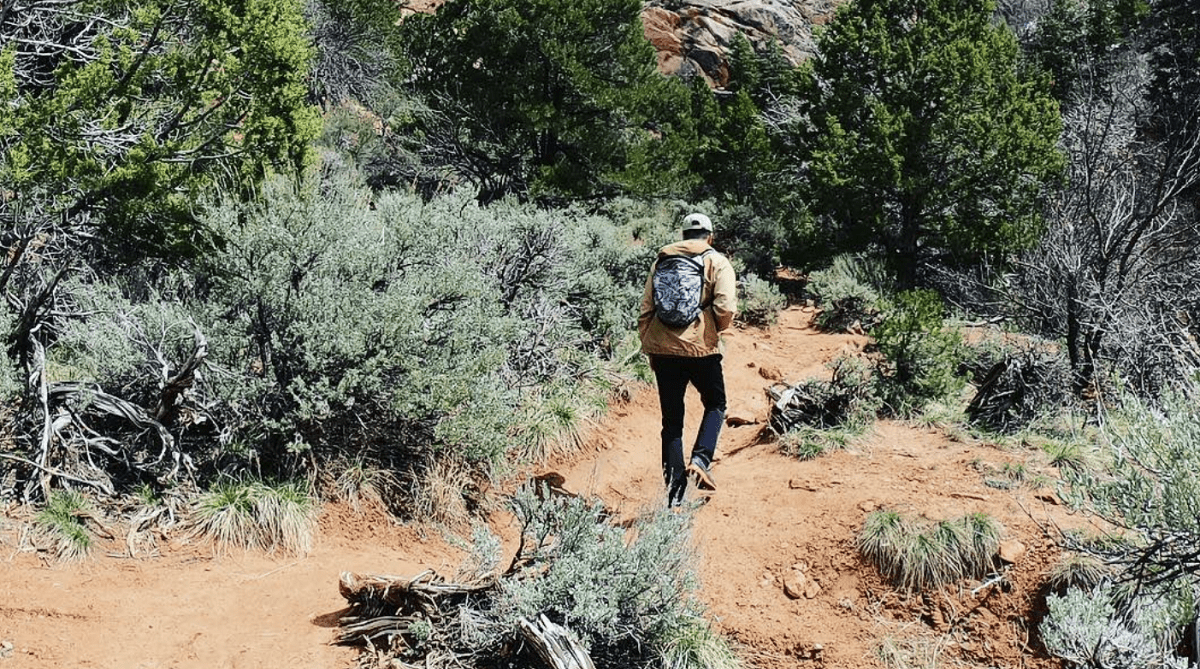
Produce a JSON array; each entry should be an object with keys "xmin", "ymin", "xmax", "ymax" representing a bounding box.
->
[
  {"xmin": 0, "ymin": 0, "xmax": 319, "ymax": 502},
  {"xmin": 393, "ymin": 0, "xmax": 699, "ymax": 203},
  {"xmin": 858, "ymin": 510, "xmax": 1003, "ymax": 592},
  {"xmin": 1006, "ymin": 1, "xmax": 1200, "ymax": 399},
  {"xmin": 0, "ymin": 0, "xmax": 319, "ymax": 259},
  {"xmin": 1057, "ymin": 381, "xmax": 1200, "ymax": 588},
  {"xmin": 737, "ymin": 274, "xmax": 786, "ymax": 326},
  {"xmin": 6, "ymin": 156, "xmax": 652, "ymax": 518},
  {"xmin": 1028, "ymin": 0, "xmax": 1148, "ymax": 100},
  {"xmin": 485, "ymin": 485, "xmax": 730, "ymax": 668},
  {"xmin": 198, "ymin": 158, "xmax": 648, "ymax": 467},
  {"xmin": 304, "ymin": 0, "xmax": 404, "ymax": 106},
  {"xmin": 771, "ymin": 356, "xmax": 880, "ymax": 455},
  {"xmin": 790, "ymin": 0, "xmax": 1064, "ymax": 286},
  {"xmin": 711, "ymin": 204, "xmax": 790, "ymax": 278},
  {"xmin": 872, "ymin": 290, "xmax": 966, "ymax": 417},
  {"xmin": 33, "ymin": 490, "xmax": 94, "ymax": 560},
  {"xmin": 806, "ymin": 254, "xmax": 890, "ymax": 333},
  {"xmin": 190, "ymin": 479, "xmax": 317, "ymax": 554},
  {"xmin": 688, "ymin": 35, "xmax": 796, "ymax": 209},
  {"xmin": 1041, "ymin": 585, "xmax": 1190, "ymax": 669}
]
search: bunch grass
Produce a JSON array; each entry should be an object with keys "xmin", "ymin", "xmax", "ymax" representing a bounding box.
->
[
  {"xmin": 34, "ymin": 490, "xmax": 93, "ymax": 561},
  {"xmin": 191, "ymin": 479, "xmax": 317, "ymax": 554},
  {"xmin": 857, "ymin": 509, "xmax": 1002, "ymax": 592}
]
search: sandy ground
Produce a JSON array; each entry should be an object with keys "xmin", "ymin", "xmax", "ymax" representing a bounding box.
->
[{"xmin": 0, "ymin": 306, "xmax": 1087, "ymax": 668}]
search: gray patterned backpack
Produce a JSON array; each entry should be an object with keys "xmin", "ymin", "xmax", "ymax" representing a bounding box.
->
[{"xmin": 652, "ymin": 250, "xmax": 713, "ymax": 328}]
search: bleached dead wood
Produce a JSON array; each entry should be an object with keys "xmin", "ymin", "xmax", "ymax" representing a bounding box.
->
[{"xmin": 519, "ymin": 614, "xmax": 596, "ymax": 669}]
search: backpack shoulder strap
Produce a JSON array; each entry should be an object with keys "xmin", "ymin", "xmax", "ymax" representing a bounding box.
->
[{"xmin": 697, "ymin": 249, "xmax": 716, "ymax": 307}]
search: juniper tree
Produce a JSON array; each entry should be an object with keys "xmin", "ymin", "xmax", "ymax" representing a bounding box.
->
[
  {"xmin": 394, "ymin": 0, "xmax": 699, "ymax": 204},
  {"xmin": 791, "ymin": 0, "xmax": 1064, "ymax": 287},
  {"xmin": 0, "ymin": 0, "xmax": 319, "ymax": 373}
]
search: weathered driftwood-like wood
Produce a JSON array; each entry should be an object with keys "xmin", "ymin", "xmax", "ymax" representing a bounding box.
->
[
  {"xmin": 335, "ymin": 614, "xmax": 422, "ymax": 645},
  {"xmin": 519, "ymin": 614, "xmax": 596, "ymax": 669},
  {"xmin": 338, "ymin": 570, "xmax": 495, "ymax": 607},
  {"xmin": 965, "ymin": 348, "xmax": 1067, "ymax": 432},
  {"xmin": 336, "ymin": 570, "xmax": 498, "ymax": 648}
]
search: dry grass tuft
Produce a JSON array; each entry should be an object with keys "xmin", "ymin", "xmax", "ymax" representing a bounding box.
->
[{"xmin": 408, "ymin": 455, "xmax": 475, "ymax": 529}]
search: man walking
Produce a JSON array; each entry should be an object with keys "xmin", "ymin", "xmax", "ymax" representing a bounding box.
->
[{"xmin": 639, "ymin": 212, "xmax": 738, "ymax": 508}]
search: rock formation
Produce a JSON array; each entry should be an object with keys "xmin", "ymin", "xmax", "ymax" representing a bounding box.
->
[{"xmin": 643, "ymin": 0, "xmax": 847, "ymax": 86}]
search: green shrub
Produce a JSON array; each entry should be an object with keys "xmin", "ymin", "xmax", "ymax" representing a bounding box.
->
[
  {"xmin": 806, "ymin": 254, "xmax": 889, "ymax": 332},
  {"xmin": 962, "ymin": 333, "xmax": 1070, "ymax": 433},
  {"xmin": 872, "ymin": 290, "xmax": 965, "ymax": 417},
  {"xmin": 1058, "ymin": 382, "xmax": 1200, "ymax": 587},
  {"xmin": 771, "ymin": 356, "xmax": 879, "ymax": 431},
  {"xmin": 737, "ymin": 273, "xmax": 786, "ymax": 326},
  {"xmin": 191, "ymin": 479, "xmax": 317, "ymax": 554},
  {"xmin": 27, "ymin": 155, "xmax": 651, "ymax": 517},
  {"xmin": 857, "ymin": 510, "xmax": 1002, "ymax": 592}
]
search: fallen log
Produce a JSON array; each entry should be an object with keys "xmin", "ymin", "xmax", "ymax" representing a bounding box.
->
[{"xmin": 338, "ymin": 570, "xmax": 495, "ymax": 607}]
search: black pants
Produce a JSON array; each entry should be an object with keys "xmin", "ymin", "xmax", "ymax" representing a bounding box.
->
[{"xmin": 651, "ymin": 354, "xmax": 726, "ymax": 504}]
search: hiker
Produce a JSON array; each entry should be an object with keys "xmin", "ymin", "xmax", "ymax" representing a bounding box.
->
[{"xmin": 638, "ymin": 212, "xmax": 738, "ymax": 508}]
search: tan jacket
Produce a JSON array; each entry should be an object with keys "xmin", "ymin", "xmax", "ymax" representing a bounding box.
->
[{"xmin": 638, "ymin": 239, "xmax": 738, "ymax": 357}]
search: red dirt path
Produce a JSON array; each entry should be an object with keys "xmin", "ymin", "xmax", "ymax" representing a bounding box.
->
[{"xmin": 1, "ymin": 306, "xmax": 1088, "ymax": 668}]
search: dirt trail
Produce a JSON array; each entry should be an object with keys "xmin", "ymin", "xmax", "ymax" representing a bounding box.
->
[{"xmin": 1, "ymin": 306, "xmax": 1083, "ymax": 668}]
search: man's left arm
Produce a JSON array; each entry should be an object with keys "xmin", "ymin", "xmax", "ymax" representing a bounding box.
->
[{"xmin": 711, "ymin": 257, "xmax": 738, "ymax": 332}]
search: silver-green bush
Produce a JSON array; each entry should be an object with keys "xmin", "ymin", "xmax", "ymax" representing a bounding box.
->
[{"xmin": 1041, "ymin": 585, "xmax": 1189, "ymax": 669}]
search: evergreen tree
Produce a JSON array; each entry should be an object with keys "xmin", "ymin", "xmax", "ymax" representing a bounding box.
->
[
  {"xmin": 0, "ymin": 0, "xmax": 319, "ymax": 375},
  {"xmin": 396, "ymin": 0, "xmax": 698, "ymax": 204},
  {"xmin": 689, "ymin": 35, "xmax": 795, "ymax": 206},
  {"xmin": 0, "ymin": 0, "xmax": 320, "ymax": 259},
  {"xmin": 1028, "ymin": 0, "xmax": 1147, "ymax": 100},
  {"xmin": 793, "ymin": 0, "xmax": 1064, "ymax": 286}
]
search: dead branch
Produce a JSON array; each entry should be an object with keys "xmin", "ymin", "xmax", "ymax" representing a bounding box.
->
[
  {"xmin": 154, "ymin": 325, "xmax": 208, "ymax": 424},
  {"xmin": 519, "ymin": 614, "xmax": 596, "ymax": 669}
]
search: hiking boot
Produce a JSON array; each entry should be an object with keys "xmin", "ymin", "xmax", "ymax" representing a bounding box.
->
[{"xmin": 687, "ymin": 456, "xmax": 717, "ymax": 492}]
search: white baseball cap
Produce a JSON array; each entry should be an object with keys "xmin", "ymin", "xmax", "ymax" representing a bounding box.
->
[{"xmin": 682, "ymin": 212, "xmax": 713, "ymax": 233}]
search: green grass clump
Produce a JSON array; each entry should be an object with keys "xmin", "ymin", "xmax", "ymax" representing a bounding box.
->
[
  {"xmin": 659, "ymin": 616, "xmax": 742, "ymax": 669},
  {"xmin": 1045, "ymin": 553, "xmax": 1112, "ymax": 594},
  {"xmin": 1040, "ymin": 438, "xmax": 1094, "ymax": 472},
  {"xmin": 34, "ymin": 490, "xmax": 93, "ymax": 561},
  {"xmin": 857, "ymin": 509, "xmax": 1003, "ymax": 592},
  {"xmin": 192, "ymin": 479, "xmax": 317, "ymax": 554},
  {"xmin": 778, "ymin": 424, "xmax": 863, "ymax": 460}
]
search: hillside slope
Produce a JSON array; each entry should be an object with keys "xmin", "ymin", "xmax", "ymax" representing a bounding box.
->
[{"xmin": 0, "ymin": 306, "xmax": 1080, "ymax": 668}]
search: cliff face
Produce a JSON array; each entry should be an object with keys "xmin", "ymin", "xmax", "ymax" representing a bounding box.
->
[{"xmin": 642, "ymin": 0, "xmax": 847, "ymax": 86}]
